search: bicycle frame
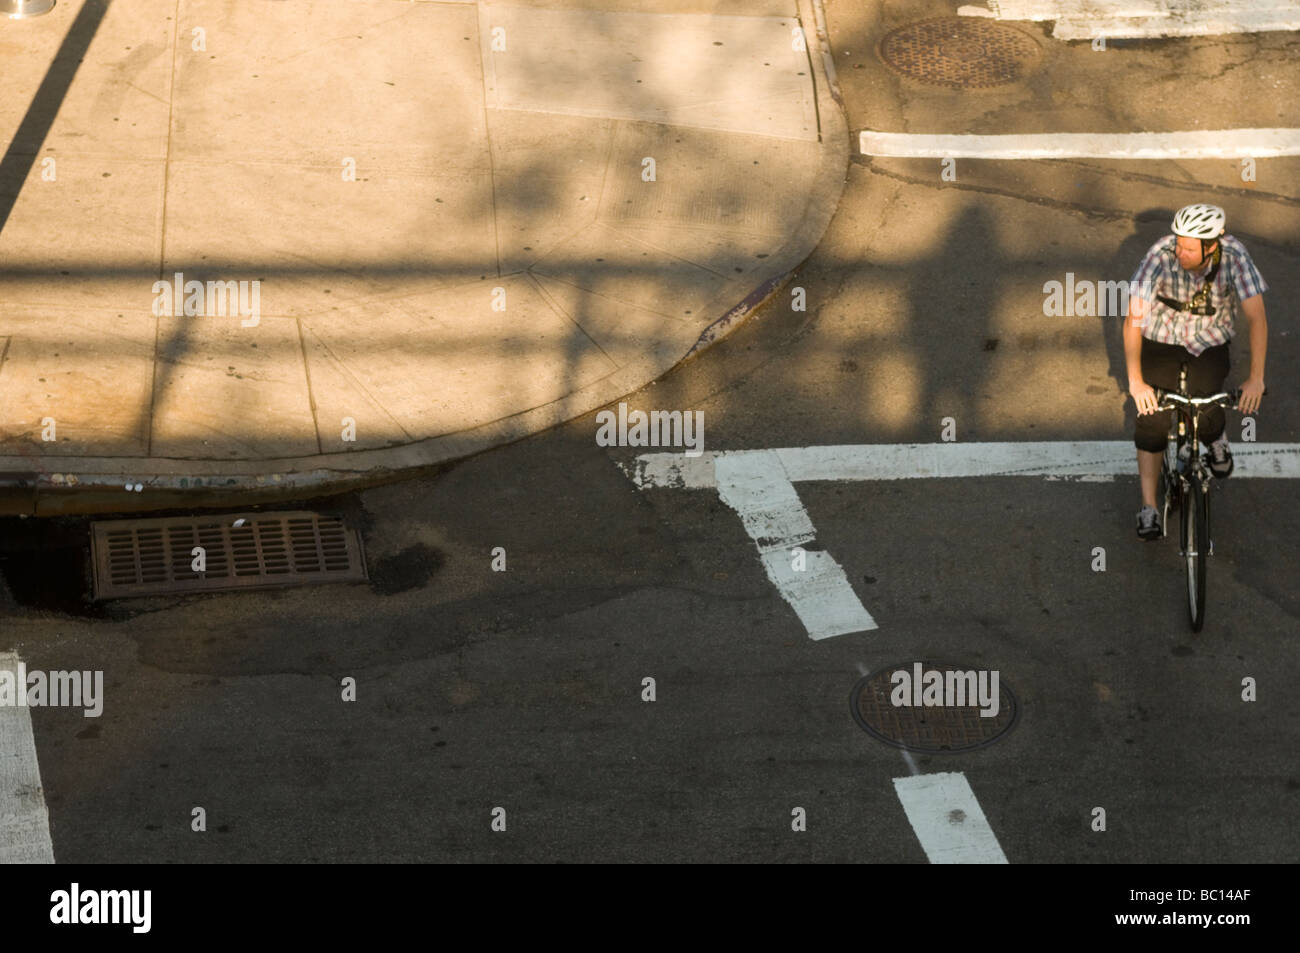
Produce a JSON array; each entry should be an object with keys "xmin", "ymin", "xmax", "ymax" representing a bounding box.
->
[
  {"xmin": 1159, "ymin": 367, "xmax": 1216, "ymax": 553},
  {"xmin": 1154, "ymin": 363, "xmax": 1241, "ymax": 631}
]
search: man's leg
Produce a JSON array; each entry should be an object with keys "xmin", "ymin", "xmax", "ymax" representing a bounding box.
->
[
  {"xmin": 1134, "ymin": 337, "xmax": 1179, "ymax": 538},
  {"xmin": 1188, "ymin": 343, "xmax": 1233, "ymax": 476},
  {"xmin": 1135, "ymin": 338, "xmax": 1179, "ymax": 502},
  {"xmin": 1188, "ymin": 342, "xmax": 1231, "ymax": 445},
  {"xmin": 1134, "ymin": 411, "xmax": 1171, "ymax": 538},
  {"xmin": 1138, "ymin": 449, "xmax": 1162, "ymax": 508}
]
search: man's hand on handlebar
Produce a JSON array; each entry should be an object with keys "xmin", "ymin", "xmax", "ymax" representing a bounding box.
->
[
  {"xmin": 1238, "ymin": 377, "xmax": 1266, "ymax": 415},
  {"xmin": 1130, "ymin": 379, "xmax": 1159, "ymax": 415}
]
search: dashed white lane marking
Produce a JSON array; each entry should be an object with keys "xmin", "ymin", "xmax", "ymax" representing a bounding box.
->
[
  {"xmin": 0, "ymin": 653, "xmax": 55, "ymax": 864},
  {"xmin": 623, "ymin": 442, "xmax": 1300, "ymax": 638},
  {"xmin": 714, "ymin": 453, "xmax": 876, "ymax": 638},
  {"xmin": 859, "ymin": 128, "xmax": 1300, "ymax": 159},
  {"xmin": 959, "ymin": 0, "xmax": 1300, "ymax": 38},
  {"xmin": 894, "ymin": 772, "xmax": 1009, "ymax": 864}
]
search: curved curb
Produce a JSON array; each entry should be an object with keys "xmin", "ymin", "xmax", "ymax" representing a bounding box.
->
[{"xmin": 1, "ymin": 3, "xmax": 851, "ymax": 517}]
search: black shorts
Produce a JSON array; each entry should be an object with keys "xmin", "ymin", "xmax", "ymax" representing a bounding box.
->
[{"xmin": 1133, "ymin": 338, "xmax": 1230, "ymax": 452}]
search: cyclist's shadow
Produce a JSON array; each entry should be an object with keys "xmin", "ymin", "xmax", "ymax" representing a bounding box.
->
[{"xmin": 894, "ymin": 203, "xmax": 1003, "ymax": 439}]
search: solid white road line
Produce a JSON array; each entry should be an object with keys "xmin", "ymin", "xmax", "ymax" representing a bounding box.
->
[
  {"xmin": 972, "ymin": 0, "xmax": 1300, "ymax": 17},
  {"xmin": 960, "ymin": 0, "xmax": 1300, "ymax": 38},
  {"xmin": 627, "ymin": 442, "xmax": 1300, "ymax": 490},
  {"xmin": 894, "ymin": 771, "xmax": 1009, "ymax": 864},
  {"xmin": 1052, "ymin": 11, "xmax": 1300, "ymax": 39},
  {"xmin": 775, "ymin": 441, "xmax": 1135, "ymax": 482},
  {"xmin": 714, "ymin": 453, "xmax": 876, "ymax": 638},
  {"xmin": 859, "ymin": 128, "xmax": 1300, "ymax": 159},
  {"xmin": 0, "ymin": 653, "xmax": 55, "ymax": 864}
]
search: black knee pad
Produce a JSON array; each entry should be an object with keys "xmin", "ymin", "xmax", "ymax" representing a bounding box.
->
[
  {"xmin": 1134, "ymin": 409, "xmax": 1174, "ymax": 453},
  {"xmin": 1197, "ymin": 407, "xmax": 1226, "ymax": 445}
]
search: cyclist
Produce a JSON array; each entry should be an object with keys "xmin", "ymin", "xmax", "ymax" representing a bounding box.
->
[{"xmin": 1124, "ymin": 203, "xmax": 1268, "ymax": 539}]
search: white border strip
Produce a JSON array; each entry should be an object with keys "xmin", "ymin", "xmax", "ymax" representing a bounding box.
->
[
  {"xmin": 894, "ymin": 771, "xmax": 1009, "ymax": 864},
  {"xmin": 859, "ymin": 128, "xmax": 1300, "ymax": 159},
  {"xmin": 0, "ymin": 653, "xmax": 55, "ymax": 864}
]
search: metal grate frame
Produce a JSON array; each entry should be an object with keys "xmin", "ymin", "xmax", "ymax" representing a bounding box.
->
[{"xmin": 90, "ymin": 511, "xmax": 367, "ymax": 599}]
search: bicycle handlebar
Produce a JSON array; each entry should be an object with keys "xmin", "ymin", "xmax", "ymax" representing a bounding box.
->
[
  {"xmin": 1154, "ymin": 389, "xmax": 1238, "ymax": 410},
  {"xmin": 1152, "ymin": 386, "xmax": 1268, "ymax": 413}
]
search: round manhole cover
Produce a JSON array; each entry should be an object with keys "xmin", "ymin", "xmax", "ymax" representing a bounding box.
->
[
  {"xmin": 877, "ymin": 17, "xmax": 1043, "ymax": 89},
  {"xmin": 851, "ymin": 661, "xmax": 1018, "ymax": 752}
]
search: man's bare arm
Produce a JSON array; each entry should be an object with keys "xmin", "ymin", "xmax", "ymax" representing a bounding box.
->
[
  {"xmin": 1125, "ymin": 296, "xmax": 1158, "ymax": 414},
  {"xmin": 1238, "ymin": 293, "xmax": 1267, "ymax": 414}
]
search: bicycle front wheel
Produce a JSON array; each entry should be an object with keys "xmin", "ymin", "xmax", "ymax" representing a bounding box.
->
[{"xmin": 1184, "ymin": 476, "xmax": 1208, "ymax": 631}]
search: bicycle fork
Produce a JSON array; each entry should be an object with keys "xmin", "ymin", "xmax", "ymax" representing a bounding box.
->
[
  {"xmin": 1176, "ymin": 473, "xmax": 1215, "ymax": 559},
  {"xmin": 1161, "ymin": 416, "xmax": 1182, "ymax": 541},
  {"xmin": 1163, "ymin": 429, "xmax": 1214, "ymax": 557},
  {"xmin": 1163, "ymin": 367, "xmax": 1217, "ymax": 557}
]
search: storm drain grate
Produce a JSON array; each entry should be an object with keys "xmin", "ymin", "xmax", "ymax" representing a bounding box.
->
[
  {"xmin": 851, "ymin": 661, "xmax": 1018, "ymax": 753},
  {"xmin": 90, "ymin": 511, "xmax": 367, "ymax": 599},
  {"xmin": 877, "ymin": 18, "xmax": 1042, "ymax": 89}
]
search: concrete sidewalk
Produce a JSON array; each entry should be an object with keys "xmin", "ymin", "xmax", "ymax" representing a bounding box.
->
[{"xmin": 0, "ymin": 0, "xmax": 848, "ymax": 514}]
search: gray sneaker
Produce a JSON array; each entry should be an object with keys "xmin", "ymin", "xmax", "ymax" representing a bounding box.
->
[
  {"xmin": 1136, "ymin": 504, "xmax": 1161, "ymax": 540},
  {"xmin": 1208, "ymin": 435, "xmax": 1234, "ymax": 478}
]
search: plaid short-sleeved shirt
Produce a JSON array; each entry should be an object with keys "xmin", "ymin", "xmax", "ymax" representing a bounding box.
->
[{"xmin": 1129, "ymin": 234, "xmax": 1267, "ymax": 355}]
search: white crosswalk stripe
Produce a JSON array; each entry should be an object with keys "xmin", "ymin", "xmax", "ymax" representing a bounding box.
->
[
  {"xmin": 627, "ymin": 442, "xmax": 1300, "ymax": 491},
  {"xmin": 0, "ymin": 653, "xmax": 55, "ymax": 864},
  {"xmin": 959, "ymin": 0, "xmax": 1300, "ymax": 38},
  {"xmin": 860, "ymin": 128, "xmax": 1300, "ymax": 159}
]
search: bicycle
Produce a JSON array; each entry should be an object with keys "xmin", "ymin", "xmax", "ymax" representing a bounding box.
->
[{"xmin": 1152, "ymin": 363, "xmax": 1256, "ymax": 632}]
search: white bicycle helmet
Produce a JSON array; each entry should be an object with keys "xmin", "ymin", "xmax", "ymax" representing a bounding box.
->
[{"xmin": 1171, "ymin": 204, "xmax": 1226, "ymax": 239}]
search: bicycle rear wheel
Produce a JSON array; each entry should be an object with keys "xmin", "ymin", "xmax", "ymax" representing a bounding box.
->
[{"xmin": 1183, "ymin": 475, "xmax": 1208, "ymax": 631}]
